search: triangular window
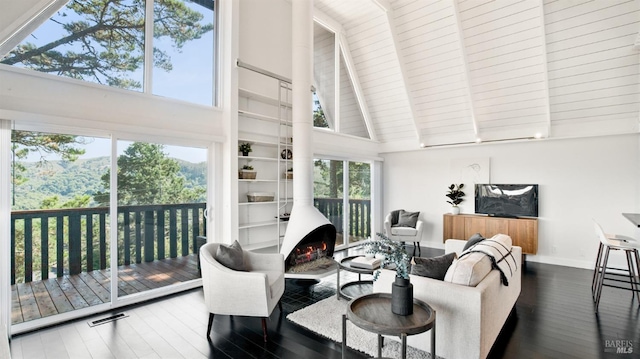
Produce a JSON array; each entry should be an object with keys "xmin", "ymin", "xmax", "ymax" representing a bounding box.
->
[{"xmin": 313, "ymin": 21, "xmax": 370, "ymax": 139}]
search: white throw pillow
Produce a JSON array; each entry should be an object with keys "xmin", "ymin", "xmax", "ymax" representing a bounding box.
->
[{"xmin": 444, "ymin": 252, "xmax": 492, "ymax": 286}]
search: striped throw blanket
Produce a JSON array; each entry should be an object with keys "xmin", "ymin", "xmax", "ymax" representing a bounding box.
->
[{"xmin": 459, "ymin": 234, "xmax": 518, "ymax": 286}]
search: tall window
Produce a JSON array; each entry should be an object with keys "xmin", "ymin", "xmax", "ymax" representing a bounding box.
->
[{"xmin": 2, "ymin": 0, "xmax": 216, "ymax": 106}]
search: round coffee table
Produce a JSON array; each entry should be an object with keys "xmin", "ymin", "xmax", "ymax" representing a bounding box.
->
[
  {"xmin": 336, "ymin": 255, "xmax": 375, "ymax": 300},
  {"xmin": 341, "ymin": 293, "xmax": 436, "ymax": 359}
]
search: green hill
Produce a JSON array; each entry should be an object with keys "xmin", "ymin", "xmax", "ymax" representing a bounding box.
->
[{"xmin": 12, "ymin": 156, "xmax": 206, "ymax": 210}]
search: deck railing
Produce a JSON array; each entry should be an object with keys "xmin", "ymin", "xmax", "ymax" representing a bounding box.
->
[
  {"xmin": 314, "ymin": 198, "xmax": 371, "ymax": 240},
  {"xmin": 11, "ymin": 203, "xmax": 206, "ymax": 285}
]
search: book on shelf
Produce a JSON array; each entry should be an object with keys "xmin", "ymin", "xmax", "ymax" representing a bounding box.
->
[{"xmin": 350, "ymin": 256, "xmax": 381, "ymax": 270}]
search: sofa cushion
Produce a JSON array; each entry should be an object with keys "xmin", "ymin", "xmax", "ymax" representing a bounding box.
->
[
  {"xmin": 391, "ymin": 226, "xmax": 418, "ymax": 236},
  {"xmin": 411, "ymin": 252, "xmax": 457, "ymax": 280},
  {"xmin": 394, "ymin": 210, "xmax": 419, "ymax": 228},
  {"xmin": 463, "ymin": 232, "xmax": 485, "ymax": 251},
  {"xmin": 444, "ymin": 252, "xmax": 493, "ymax": 286},
  {"xmin": 215, "ymin": 240, "xmax": 246, "ymax": 271}
]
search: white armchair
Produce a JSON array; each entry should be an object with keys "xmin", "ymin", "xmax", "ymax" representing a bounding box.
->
[
  {"xmin": 200, "ymin": 242, "xmax": 285, "ymax": 342},
  {"xmin": 384, "ymin": 212, "xmax": 425, "ymax": 256}
]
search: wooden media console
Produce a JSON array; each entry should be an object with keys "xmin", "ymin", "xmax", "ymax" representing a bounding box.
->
[{"xmin": 443, "ymin": 213, "xmax": 538, "ymax": 255}]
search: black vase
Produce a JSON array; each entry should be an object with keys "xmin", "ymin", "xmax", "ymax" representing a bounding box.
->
[{"xmin": 391, "ymin": 276, "xmax": 413, "ymax": 315}]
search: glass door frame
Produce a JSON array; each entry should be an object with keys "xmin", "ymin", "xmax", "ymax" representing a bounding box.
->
[{"xmin": 4, "ymin": 126, "xmax": 214, "ymax": 334}]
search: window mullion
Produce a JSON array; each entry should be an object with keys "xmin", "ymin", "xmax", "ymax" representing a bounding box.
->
[{"xmin": 144, "ymin": 0, "xmax": 154, "ymax": 93}]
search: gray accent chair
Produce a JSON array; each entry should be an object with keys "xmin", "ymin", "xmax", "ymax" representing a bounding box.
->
[
  {"xmin": 384, "ymin": 212, "xmax": 425, "ymax": 256},
  {"xmin": 200, "ymin": 242, "xmax": 285, "ymax": 342}
]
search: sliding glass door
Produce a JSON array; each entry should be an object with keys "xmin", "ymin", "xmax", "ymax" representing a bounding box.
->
[
  {"xmin": 10, "ymin": 130, "xmax": 112, "ymax": 325},
  {"xmin": 114, "ymin": 140, "xmax": 207, "ymax": 298},
  {"xmin": 8, "ymin": 131, "xmax": 209, "ymax": 330},
  {"xmin": 313, "ymin": 158, "xmax": 372, "ymax": 248}
]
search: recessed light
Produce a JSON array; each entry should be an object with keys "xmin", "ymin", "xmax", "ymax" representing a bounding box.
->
[
  {"xmin": 534, "ymin": 133, "xmax": 542, "ymax": 139},
  {"xmin": 420, "ymin": 143, "xmax": 425, "ymax": 148},
  {"xmin": 475, "ymin": 138, "xmax": 482, "ymax": 143}
]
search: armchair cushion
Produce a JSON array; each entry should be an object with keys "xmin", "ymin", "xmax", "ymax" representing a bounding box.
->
[
  {"xmin": 390, "ymin": 226, "xmax": 419, "ymax": 236},
  {"xmin": 215, "ymin": 240, "xmax": 246, "ymax": 271},
  {"xmin": 395, "ymin": 210, "xmax": 419, "ymax": 228},
  {"xmin": 411, "ymin": 252, "xmax": 457, "ymax": 280}
]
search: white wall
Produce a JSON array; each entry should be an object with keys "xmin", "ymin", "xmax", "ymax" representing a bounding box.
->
[{"xmin": 381, "ymin": 134, "xmax": 640, "ymax": 269}]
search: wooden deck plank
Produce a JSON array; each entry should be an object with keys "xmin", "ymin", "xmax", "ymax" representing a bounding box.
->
[
  {"xmin": 77, "ymin": 272, "xmax": 110, "ymax": 303},
  {"xmin": 31, "ymin": 280, "xmax": 58, "ymax": 319},
  {"xmin": 55, "ymin": 276, "xmax": 90, "ymax": 310},
  {"xmin": 16, "ymin": 283, "xmax": 40, "ymax": 322},
  {"xmin": 12, "ymin": 256, "xmax": 201, "ymax": 325},
  {"xmin": 11, "ymin": 286, "xmax": 23, "ymax": 324},
  {"xmin": 43, "ymin": 279, "xmax": 75, "ymax": 314}
]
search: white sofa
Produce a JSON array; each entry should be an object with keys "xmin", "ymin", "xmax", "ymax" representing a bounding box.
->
[{"xmin": 373, "ymin": 239, "xmax": 522, "ymax": 359}]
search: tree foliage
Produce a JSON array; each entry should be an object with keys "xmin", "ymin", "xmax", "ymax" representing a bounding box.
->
[
  {"xmin": 11, "ymin": 131, "xmax": 87, "ymax": 187},
  {"xmin": 94, "ymin": 142, "xmax": 205, "ymax": 205},
  {"xmin": 1, "ymin": 0, "xmax": 213, "ymax": 89}
]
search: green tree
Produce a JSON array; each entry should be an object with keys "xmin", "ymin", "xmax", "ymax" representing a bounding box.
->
[
  {"xmin": 94, "ymin": 142, "xmax": 204, "ymax": 205},
  {"xmin": 313, "ymin": 95, "xmax": 329, "ymax": 128},
  {"xmin": 1, "ymin": 0, "xmax": 213, "ymax": 89}
]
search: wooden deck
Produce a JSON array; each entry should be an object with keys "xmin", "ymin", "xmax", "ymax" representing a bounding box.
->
[{"xmin": 11, "ymin": 254, "xmax": 200, "ymax": 324}]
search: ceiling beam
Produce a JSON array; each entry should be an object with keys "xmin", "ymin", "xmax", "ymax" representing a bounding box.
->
[
  {"xmin": 451, "ymin": 0, "xmax": 479, "ymax": 140},
  {"xmin": 537, "ymin": 0, "xmax": 551, "ymax": 139},
  {"xmin": 375, "ymin": 2, "xmax": 422, "ymax": 144},
  {"xmin": 370, "ymin": 0, "xmax": 391, "ymax": 13},
  {"xmin": 0, "ymin": 0, "xmax": 68, "ymax": 58},
  {"xmin": 338, "ymin": 32, "xmax": 377, "ymax": 141}
]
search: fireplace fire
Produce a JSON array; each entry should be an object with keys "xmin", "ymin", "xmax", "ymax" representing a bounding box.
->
[
  {"xmin": 283, "ymin": 222, "xmax": 336, "ymax": 273},
  {"xmin": 291, "ymin": 241, "xmax": 328, "ymax": 266}
]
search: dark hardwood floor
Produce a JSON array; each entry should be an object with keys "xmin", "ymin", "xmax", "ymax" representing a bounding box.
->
[{"xmin": 9, "ymin": 245, "xmax": 640, "ymax": 359}]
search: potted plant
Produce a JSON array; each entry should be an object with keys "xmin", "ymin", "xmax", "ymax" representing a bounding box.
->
[
  {"xmin": 239, "ymin": 142, "xmax": 252, "ymax": 156},
  {"xmin": 362, "ymin": 232, "xmax": 412, "ymax": 315},
  {"xmin": 446, "ymin": 183, "xmax": 465, "ymax": 215},
  {"xmin": 239, "ymin": 164, "xmax": 256, "ymax": 179}
]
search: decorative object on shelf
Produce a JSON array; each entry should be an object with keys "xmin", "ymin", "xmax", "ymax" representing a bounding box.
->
[
  {"xmin": 361, "ymin": 232, "xmax": 412, "ymax": 315},
  {"xmin": 239, "ymin": 142, "xmax": 252, "ymax": 156},
  {"xmin": 239, "ymin": 165, "xmax": 256, "ymax": 179},
  {"xmin": 278, "ymin": 213, "xmax": 290, "ymax": 221},
  {"xmin": 247, "ymin": 192, "xmax": 275, "ymax": 202},
  {"xmin": 446, "ymin": 183, "xmax": 465, "ymax": 215},
  {"xmin": 285, "ymin": 168, "xmax": 293, "ymax": 179},
  {"xmin": 281, "ymin": 149, "xmax": 292, "ymax": 160}
]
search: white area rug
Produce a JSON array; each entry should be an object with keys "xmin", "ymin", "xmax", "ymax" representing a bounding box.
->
[{"xmin": 287, "ymin": 296, "xmax": 435, "ymax": 359}]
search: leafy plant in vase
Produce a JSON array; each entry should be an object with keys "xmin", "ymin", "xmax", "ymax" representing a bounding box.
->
[
  {"xmin": 239, "ymin": 142, "xmax": 252, "ymax": 156},
  {"xmin": 446, "ymin": 183, "xmax": 465, "ymax": 215},
  {"xmin": 362, "ymin": 232, "xmax": 413, "ymax": 315}
]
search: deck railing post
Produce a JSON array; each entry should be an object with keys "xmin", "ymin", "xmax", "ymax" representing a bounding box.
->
[{"xmin": 144, "ymin": 210, "xmax": 155, "ymax": 263}]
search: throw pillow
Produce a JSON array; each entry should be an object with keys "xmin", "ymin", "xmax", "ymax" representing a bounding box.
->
[
  {"xmin": 444, "ymin": 252, "xmax": 493, "ymax": 286},
  {"xmin": 411, "ymin": 252, "xmax": 457, "ymax": 280},
  {"xmin": 463, "ymin": 232, "xmax": 485, "ymax": 251},
  {"xmin": 396, "ymin": 210, "xmax": 419, "ymax": 228},
  {"xmin": 215, "ymin": 240, "xmax": 246, "ymax": 271}
]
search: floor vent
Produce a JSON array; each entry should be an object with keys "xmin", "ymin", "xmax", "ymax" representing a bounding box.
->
[{"xmin": 88, "ymin": 313, "xmax": 128, "ymax": 327}]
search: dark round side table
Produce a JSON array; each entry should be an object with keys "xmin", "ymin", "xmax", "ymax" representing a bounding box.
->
[
  {"xmin": 336, "ymin": 255, "xmax": 375, "ymax": 300},
  {"xmin": 342, "ymin": 293, "xmax": 436, "ymax": 359}
]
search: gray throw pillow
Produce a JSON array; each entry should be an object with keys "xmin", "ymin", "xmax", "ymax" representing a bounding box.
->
[
  {"xmin": 215, "ymin": 240, "xmax": 246, "ymax": 271},
  {"xmin": 395, "ymin": 210, "xmax": 419, "ymax": 228},
  {"xmin": 463, "ymin": 233, "xmax": 485, "ymax": 251},
  {"xmin": 411, "ymin": 252, "xmax": 457, "ymax": 280}
]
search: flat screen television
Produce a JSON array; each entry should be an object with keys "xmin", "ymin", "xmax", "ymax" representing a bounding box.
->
[{"xmin": 475, "ymin": 184, "xmax": 539, "ymax": 218}]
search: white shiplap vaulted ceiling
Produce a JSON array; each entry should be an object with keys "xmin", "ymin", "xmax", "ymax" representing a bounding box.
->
[{"xmin": 314, "ymin": 0, "xmax": 640, "ymax": 151}]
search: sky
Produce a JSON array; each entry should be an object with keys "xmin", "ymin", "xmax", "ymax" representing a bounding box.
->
[{"xmin": 15, "ymin": 1, "xmax": 212, "ymax": 164}]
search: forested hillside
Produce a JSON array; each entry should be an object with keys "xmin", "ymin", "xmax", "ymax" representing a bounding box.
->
[{"xmin": 12, "ymin": 157, "xmax": 206, "ymax": 210}]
